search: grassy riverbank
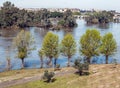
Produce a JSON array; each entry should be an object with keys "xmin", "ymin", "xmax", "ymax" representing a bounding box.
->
[
  {"xmin": 0, "ymin": 64, "xmax": 120, "ymax": 88},
  {"xmin": 9, "ymin": 74, "xmax": 87, "ymax": 88},
  {"xmin": 0, "ymin": 68, "xmax": 73, "ymax": 81}
]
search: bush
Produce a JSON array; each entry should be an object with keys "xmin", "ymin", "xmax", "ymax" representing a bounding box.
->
[
  {"xmin": 43, "ymin": 70, "xmax": 55, "ymax": 83},
  {"xmin": 74, "ymin": 59, "xmax": 89, "ymax": 76}
]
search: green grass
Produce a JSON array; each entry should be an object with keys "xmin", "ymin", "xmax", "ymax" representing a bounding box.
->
[
  {"xmin": 0, "ymin": 68, "xmax": 57, "ymax": 78},
  {"xmin": 0, "ymin": 69, "xmax": 41, "ymax": 77},
  {"xmin": 8, "ymin": 74, "xmax": 88, "ymax": 88}
]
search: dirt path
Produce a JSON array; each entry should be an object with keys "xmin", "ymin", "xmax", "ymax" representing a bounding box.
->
[{"xmin": 0, "ymin": 69, "xmax": 77, "ymax": 88}]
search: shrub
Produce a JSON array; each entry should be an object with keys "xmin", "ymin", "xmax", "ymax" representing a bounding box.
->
[
  {"xmin": 43, "ymin": 70, "xmax": 55, "ymax": 83},
  {"xmin": 74, "ymin": 59, "xmax": 89, "ymax": 75}
]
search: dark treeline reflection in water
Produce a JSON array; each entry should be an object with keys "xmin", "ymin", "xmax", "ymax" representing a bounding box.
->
[{"xmin": 0, "ymin": 19, "xmax": 120, "ymax": 71}]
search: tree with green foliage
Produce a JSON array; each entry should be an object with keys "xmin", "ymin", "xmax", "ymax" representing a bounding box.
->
[
  {"xmin": 42, "ymin": 32, "xmax": 59, "ymax": 67},
  {"xmin": 80, "ymin": 29, "xmax": 101, "ymax": 64},
  {"xmin": 100, "ymin": 33, "xmax": 117, "ymax": 64},
  {"xmin": 17, "ymin": 9, "xmax": 29, "ymax": 28},
  {"xmin": 61, "ymin": 33, "xmax": 76, "ymax": 67},
  {"xmin": 86, "ymin": 11, "xmax": 114, "ymax": 24},
  {"xmin": 13, "ymin": 30, "xmax": 35, "ymax": 68},
  {"xmin": 0, "ymin": 1, "xmax": 19, "ymax": 27},
  {"xmin": 38, "ymin": 48, "xmax": 44, "ymax": 68},
  {"xmin": 53, "ymin": 47, "xmax": 59, "ymax": 68}
]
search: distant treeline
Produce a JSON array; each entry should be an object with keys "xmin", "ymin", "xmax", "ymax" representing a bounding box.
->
[
  {"xmin": 85, "ymin": 11, "xmax": 114, "ymax": 24},
  {"xmin": 0, "ymin": 1, "xmax": 77, "ymax": 29}
]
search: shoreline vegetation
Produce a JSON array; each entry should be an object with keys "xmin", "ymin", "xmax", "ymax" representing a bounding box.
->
[
  {"xmin": 0, "ymin": 1, "xmax": 114, "ymax": 30},
  {"xmin": 84, "ymin": 11, "xmax": 114, "ymax": 24},
  {"xmin": 0, "ymin": 1, "xmax": 77, "ymax": 30}
]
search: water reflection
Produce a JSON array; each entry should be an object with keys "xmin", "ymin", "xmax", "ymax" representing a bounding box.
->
[
  {"xmin": 98, "ymin": 23, "xmax": 110, "ymax": 29},
  {"xmin": 85, "ymin": 23, "xmax": 110, "ymax": 29},
  {"xmin": 0, "ymin": 19, "xmax": 120, "ymax": 71}
]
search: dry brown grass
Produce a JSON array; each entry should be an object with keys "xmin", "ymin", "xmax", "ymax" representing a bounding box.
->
[{"xmin": 88, "ymin": 64, "xmax": 120, "ymax": 88}]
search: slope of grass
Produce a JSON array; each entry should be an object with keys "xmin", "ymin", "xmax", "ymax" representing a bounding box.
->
[
  {"xmin": 8, "ymin": 74, "xmax": 88, "ymax": 88},
  {"xmin": 1, "ymin": 64, "xmax": 120, "ymax": 88}
]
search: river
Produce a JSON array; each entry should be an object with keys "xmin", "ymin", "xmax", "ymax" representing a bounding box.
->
[{"xmin": 0, "ymin": 19, "xmax": 120, "ymax": 71}]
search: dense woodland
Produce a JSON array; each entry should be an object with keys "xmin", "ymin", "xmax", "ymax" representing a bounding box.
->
[
  {"xmin": 85, "ymin": 11, "xmax": 114, "ymax": 24},
  {"xmin": 0, "ymin": 1, "xmax": 114, "ymax": 29},
  {"xmin": 0, "ymin": 1, "xmax": 77, "ymax": 28}
]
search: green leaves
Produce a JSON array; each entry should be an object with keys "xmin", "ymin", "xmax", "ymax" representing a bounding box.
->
[
  {"xmin": 80, "ymin": 29, "xmax": 101, "ymax": 59},
  {"xmin": 61, "ymin": 33, "xmax": 76, "ymax": 58},
  {"xmin": 42, "ymin": 32, "xmax": 59, "ymax": 58},
  {"xmin": 61, "ymin": 33, "xmax": 76, "ymax": 66},
  {"xmin": 100, "ymin": 33, "xmax": 117, "ymax": 56},
  {"xmin": 18, "ymin": 46, "xmax": 27, "ymax": 59},
  {"xmin": 80, "ymin": 29, "xmax": 117, "ymax": 64},
  {"xmin": 41, "ymin": 32, "xmax": 59, "ymax": 67},
  {"xmin": 13, "ymin": 30, "xmax": 35, "ymax": 59},
  {"xmin": 58, "ymin": 10, "xmax": 77, "ymax": 28},
  {"xmin": 86, "ymin": 11, "xmax": 114, "ymax": 24},
  {"xmin": 38, "ymin": 48, "xmax": 44, "ymax": 58}
]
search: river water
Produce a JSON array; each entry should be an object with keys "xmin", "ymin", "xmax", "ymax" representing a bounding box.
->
[{"xmin": 0, "ymin": 19, "xmax": 120, "ymax": 71}]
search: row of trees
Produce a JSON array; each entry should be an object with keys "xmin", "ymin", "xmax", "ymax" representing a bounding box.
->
[
  {"xmin": 85, "ymin": 11, "xmax": 114, "ymax": 24},
  {"xmin": 0, "ymin": 1, "xmax": 77, "ymax": 28},
  {"xmin": 13, "ymin": 29, "xmax": 117, "ymax": 69}
]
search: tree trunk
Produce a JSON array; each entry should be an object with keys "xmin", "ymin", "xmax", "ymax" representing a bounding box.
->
[
  {"xmin": 67, "ymin": 56, "xmax": 71, "ymax": 67},
  {"xmin": 7, "ymin": 58, "xmax": 11, "ymax": 71},
  {"xmin": 79, "ymin": 70, "xmax": 83, "ymax": 76},
  {"xmin": 21, "ymin": 58, "xmax": 24, "ymax": 69},
  {"xmin": 106, "ymin": 55, "xmax": 108, "ymax": 64},
  {"xmin": 49, "ymin": 57, "xmax": 53, "ymax": 67},
  {"xmin": 87, "ymin": 57, "xmax": 90, "ymax": 64},
  {"xmin": 54, "ymin": 58, "xmax": 57, "ymax": 68},
  {"xmin": 86, "ymin": 57, "xmax": 90, "ymax": 64},
  {"xmin": 40, "ymin": 57, "xmax": 43, "ymax": 68}
]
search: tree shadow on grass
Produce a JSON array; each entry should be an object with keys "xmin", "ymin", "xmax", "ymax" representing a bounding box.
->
[
  {"xmin": 74, "ymin": 71, "xmax": 90, "ymax": 76},
  {"xmin": 43, "ymin": 78, "xmax": 57, "ymax": 83}
]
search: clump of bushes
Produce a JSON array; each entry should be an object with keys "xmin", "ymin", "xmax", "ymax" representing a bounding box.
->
[
  {"xmin": 85, "ymin": 11, "xmax": 114, "ymax": 24},
  {"xmin": 42, "ymin": 70, "xmax": 55, "ymax": 83},
  {"xmin": 74, "ymin": 59, "xmax": 89, "ymax": 75}
]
